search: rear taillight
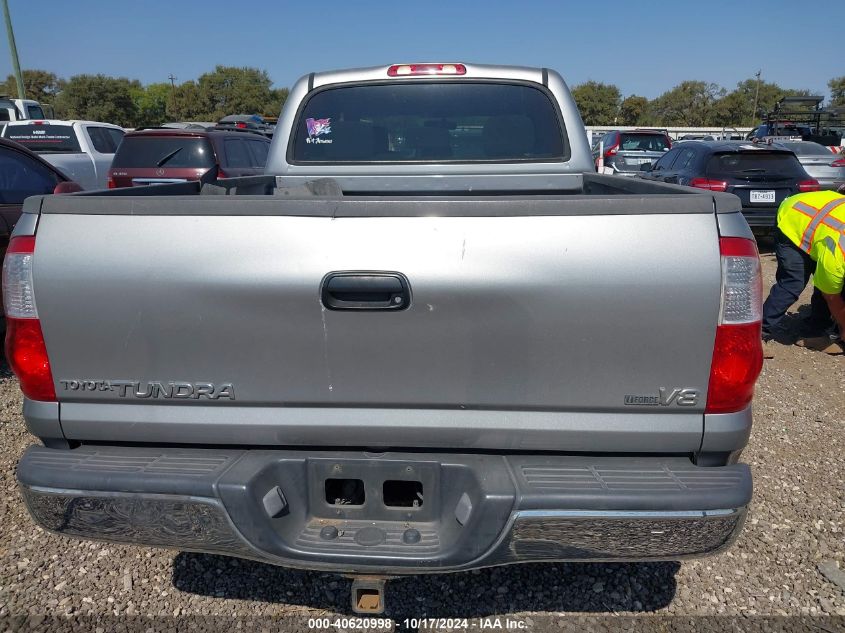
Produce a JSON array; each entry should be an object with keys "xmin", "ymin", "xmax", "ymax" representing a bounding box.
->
[
  {"xmin": 603, "ymin": 142, "xmax": 619, "ymax": 159},
  {"xmin": 798, "ymin": 179, "xmax": 820, "ymax": 192},
  {"xmin": 706, "ymin": 237, "xmax": 763, "ymax": 414},
  {"xmin": 107, "ymin": 176, "xmax": 116, "ymax": 189},
  {"xmin": 387, "ymin": 63, "xmax": 466, "ymax": 77},
  {"xmin": 690, "ymin": 178, "xmax": 728, "ymax": 192},
  {"xmin": 831, "ymin": 158, "xmax": 845, "ymax": 167},
  {"xmin": 216, "ymin": 167, "xmax": 228, "ymax": 179},
  {"xmin": 235, "ymin": 122, "xmax": 247, "ymax": 129},
  {"xmin": 2, "ymin": 235, "xmax": 56, "ymax": 401}
]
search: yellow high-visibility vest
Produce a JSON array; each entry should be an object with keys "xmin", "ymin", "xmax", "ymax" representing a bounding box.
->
[{"xmin": 777, "ymin": 191, "xmax": 845, "ymax": 294}]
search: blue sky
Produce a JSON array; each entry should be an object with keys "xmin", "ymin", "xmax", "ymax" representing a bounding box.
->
[{"xmin": 1, "ymin": 0, "xmax": 842, "ymax": 100}]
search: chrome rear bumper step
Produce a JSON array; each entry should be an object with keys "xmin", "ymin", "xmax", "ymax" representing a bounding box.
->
[{"xmin": 18, "ymin": 446, "xmax": 750, "ymax": 574}]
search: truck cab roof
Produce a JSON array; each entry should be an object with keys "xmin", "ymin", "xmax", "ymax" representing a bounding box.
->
[{"xmin": 307, "ymin": 62, "xmax": 547, "ymax": 89}]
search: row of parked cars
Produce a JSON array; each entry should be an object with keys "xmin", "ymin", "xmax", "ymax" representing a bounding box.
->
[
  {"xmin": 4, "ymin": 119, "xmax": 843, "ymax": 265},
  {"xmin": 0, "ymin": 116, "xmax": 274, "ymax": 191},
  {"xmin": 591, "ymin": 129, "xmax": 845, "ymax": 229},
  {"xmin": 0, "ymin": 116, "xmax": 274, "ymax": 329}
]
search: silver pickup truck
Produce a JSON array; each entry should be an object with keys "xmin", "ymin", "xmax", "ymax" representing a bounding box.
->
[
  {"xmin": 1, "ymin": 119, "xmax": 124, "ymax": 190},
  {"xmin": 7, "ymin": 63, "xmax": 764, "ymax": 614}
]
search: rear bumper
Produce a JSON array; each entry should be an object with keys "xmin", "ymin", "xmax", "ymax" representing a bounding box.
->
[
  {"xmin": 17, "ymin": 446, "xmax": 751, "ymax": 575},
  {"xmin": 604, "ymin": 165, "xmax": 642, "ymax": 177},
  {"xmin": 741, "ymin": 207, "xmax": 777, "ymax": 229},
  {"xmin": 817, "ymin": 178, "xmax": 845, "ymax": 191}
]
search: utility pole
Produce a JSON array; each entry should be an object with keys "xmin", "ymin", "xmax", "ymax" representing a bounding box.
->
[
  {"xmin": 2, "ymin": 0, "xmax": 25, "ymax": 99},
  {"xmin": 750, "ymin": 69, "xmax": 762, "ymax": 126},
  {"xmin": 167, "ymin": 73, "xmax": 177, "ymax": 120}
]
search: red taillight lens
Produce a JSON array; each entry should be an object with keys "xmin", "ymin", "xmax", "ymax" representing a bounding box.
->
[
  {"xmin": 387, "ymin": 63, "xmax": 466, "ymax": 77},
  {"xmin": 5, "ymin": 319, "xmax": 56, "ymax": 401},
  {"xmin": 216, "ymin": 167, "xmax": 227, "ymax": 179},
  {"xmin": 707, "ymin": 323, "xmax": 763, "ymax": 414},
  {"xmin": 831, "ymin": 158, "xmax": 845, "ymax": 167},
  {"xmin": 690, "ymin": 178, "xmax": 728, "ymax": 192},
  {"xmin": 7, "ymin": 234, "xmax": 36, "ymax": 255},
  {"xmin": 706, "ymin": 237, "xmax": 763, "ymax": 414},
  {"xmin": 798, "ymin": 179, "xmax": 820, "ymax": 192},
  {"xmin": 235, "ymin": 122, "xmax": 247, "ymax": 129},
  {"xmin": 3, "ymin": 235, "xmax": 56, "ymax": 402},
  {"xmin": 107, "ymin": 176, "xmax": 116, "ymax": 189}
]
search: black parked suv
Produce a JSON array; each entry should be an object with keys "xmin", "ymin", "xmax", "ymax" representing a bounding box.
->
[{"xmin": 639, "ymin": 140, "xmax": 819, "ymax": 230}]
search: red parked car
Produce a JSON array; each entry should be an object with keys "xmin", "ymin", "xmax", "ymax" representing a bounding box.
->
[
  {"xmin": 107, "ymin": 128, "xmax": 271, "ymax": 188},
  {"xmin": 0, "ymin": 137, "xmax": 81, "ymax": 332}
]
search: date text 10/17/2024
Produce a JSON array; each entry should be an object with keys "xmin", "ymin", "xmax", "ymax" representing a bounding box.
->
[{"xmin": 308, "ymin": 617, "xmax": 528, "ymax": 630}]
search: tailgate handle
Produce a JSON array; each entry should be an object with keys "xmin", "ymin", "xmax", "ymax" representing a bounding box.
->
[{"xmin": 321, "ymin": 272, "xmax": 411, "ymax": 311}]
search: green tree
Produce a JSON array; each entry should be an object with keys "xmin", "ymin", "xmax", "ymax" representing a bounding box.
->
[
  {"xmin": 711, "ymin": 90, "xmax": 752, "ymax": 127},
  {"xmin": 130, "ymin": 82, "xmax": 170, "ymax": 127},
  {"xmin": 54, "ymin": 74, "xmax": 139, "ymax": 127},
  {"xmin": 717, "ymin": 78, "xmax": 814, "ymax": 125},
  {"xmin": 829, "ymin": 76, "xmax": 845, "ymax": 108},
  {"xmin": 270, "ymin": 87, "xmax": 290, "ymax": 116},
  {"xmin": 3, "ymin": 69, "xmax": 63, "ymax": 104},
  {"xmin": 571, "ymin": 81, "xmax": 621, "ymax": 125},
  {"xmin": 649, "ymin": 81, "xmax": 725, "ymax": 126},
  {"xmin": 9, "ymin": 66, "xmax": 290, "ymax": 125},
  {"xmin": 619, "ymin": 95, "xmax": 650, "ymax": 126},
  {"xmin": 196, "ymin": 66, "xmax": 278, "ymax": 120},
  {"xmin": 170, "ymin": 81, "xmax": 206, "ymax": 120}
]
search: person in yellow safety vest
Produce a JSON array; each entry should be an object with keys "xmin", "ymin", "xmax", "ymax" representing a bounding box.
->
[{"xmin": 761, "ymin": 186, "xmax": 845, "ymax": 356}]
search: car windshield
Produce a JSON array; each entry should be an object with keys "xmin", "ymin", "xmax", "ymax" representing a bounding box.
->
[
  {"xmin": 292, "ymin": 82, "xmax": 566, "ymax": 163},
  {"xmin": 3, "ymin": 124, "xmax": 81, "ymax": 153},
  {"xmin": 706, "ymin": 151, "xmax": 805, "ymax": 177},
  {"xmin": 111, "ymin": 136, "xmax": 215, "ymax": 169},
  {"xmin": 619, "ymin": 133, "xmax": 669, "ymax": 152}
]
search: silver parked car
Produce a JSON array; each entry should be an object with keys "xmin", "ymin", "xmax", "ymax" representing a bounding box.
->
[
  {"xmin": 777, "ymin": 141, "xmax": 845, "ymax": 191},
  {"xmin": 592, "ymin": 129, "xmax": 672, "ymax": 175}
]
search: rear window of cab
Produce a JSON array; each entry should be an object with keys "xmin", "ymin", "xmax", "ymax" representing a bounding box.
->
[
  {"xmin": 291, "ymin": 82, "xmax": 567, "ymax": 163},
  {"xmin": 3, "ymin": 125, "xmax": 81, "ymax": 153}
]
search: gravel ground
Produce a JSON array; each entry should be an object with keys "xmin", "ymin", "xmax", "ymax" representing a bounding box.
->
[{"xmin": 0, "ymin": 252, "xmax": 843, "ymax": 625}]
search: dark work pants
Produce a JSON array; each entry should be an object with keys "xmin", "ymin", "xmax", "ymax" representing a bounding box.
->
[{"xmin": 762, "ymin": 229, "xmax": 831, "ymax": 336}]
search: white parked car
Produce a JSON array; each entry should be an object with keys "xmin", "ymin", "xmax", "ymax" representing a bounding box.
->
[{"xmin": 0, "ymin": 120, "xmax": 124, "ymax": 190}]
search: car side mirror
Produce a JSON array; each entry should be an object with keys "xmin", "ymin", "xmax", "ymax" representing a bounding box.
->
[{"xmin": 53, "ymin": 181, "xmax": 83, "ymax": 194}]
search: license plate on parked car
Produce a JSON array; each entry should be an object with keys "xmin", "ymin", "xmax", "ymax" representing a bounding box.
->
[{"xmin": 750, "ymin": 190, "xmax": 776, "ymax": 203}]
